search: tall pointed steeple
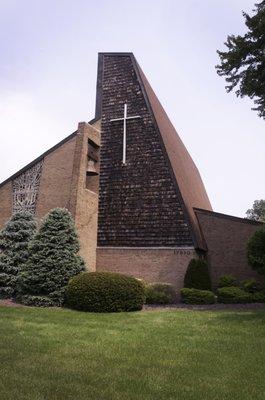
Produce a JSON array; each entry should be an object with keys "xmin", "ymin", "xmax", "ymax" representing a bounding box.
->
[{"xmin": 94, "ymin": 52, "xmax": 212, "ymax": 249}]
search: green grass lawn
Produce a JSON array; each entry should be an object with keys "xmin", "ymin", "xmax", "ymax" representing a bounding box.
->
[{"xmin": 0, "ymin": 306, "xmax": 265, "ymax": 400}]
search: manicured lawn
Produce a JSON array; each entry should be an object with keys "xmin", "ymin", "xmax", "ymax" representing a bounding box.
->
[{"xmin": 0, "ymin": 306, "xmax": 265, "ymax": 400}]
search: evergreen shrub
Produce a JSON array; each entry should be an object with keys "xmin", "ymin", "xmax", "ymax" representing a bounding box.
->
[
  {"xmin": 66, "ymin": 272, "xmax": 145, "ymax": 312},
  {"xmin": 252, "ymin": 291, "xmax": 265, "ymax": 303},
  {"xmin": 217, "ymin": 286, "xmax": 252, "ymax": 304},
  {"xmin": 218, "ymin": 275, "xmax": 237, "ymax": 288},
  {"xmin": 241, "ymin": 278, "xmax": 263, "ymax": 293},
  {"xmin": 180, "ymin": 288, "xmax": 215, "ymax": 304},
  {"xmin": 18, "ymin": 208, "xmax": 85, "ymax": 306},
  {"xmin": 184, "ymin": 259, "xmax": 211, "ymax": 290},
  {"xmin": 145, "ymin": 283, "xmax": 176, "ymax": 304},
  {"xmin": 0, "ymin": 212, "xmax": 36, "ymax": 298}
]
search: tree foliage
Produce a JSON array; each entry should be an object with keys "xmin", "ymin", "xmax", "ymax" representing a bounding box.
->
[
  {"xmin": 246, "ymin": 199, "xmax": 265, "ymax": 222},
  {"xmin": 0, "ymin": 212, "xmax": 36, "ymax": 299},
  {"xmin": 216, "ymin": 1, "xmax": 265, "ymax": 119},
  {"xmin": 18, "ymin": 208, "xmax": 85, "ymax": 306},
  {"xmin": 247, "ymin": 227, "xmax": 265, "ymax": 275}
]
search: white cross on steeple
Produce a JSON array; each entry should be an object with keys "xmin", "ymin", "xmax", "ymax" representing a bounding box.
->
[{"xmin": 110, "ymin": 103, "xmax": 141, "ymax": 165}]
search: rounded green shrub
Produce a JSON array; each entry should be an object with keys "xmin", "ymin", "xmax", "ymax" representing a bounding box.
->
[
  {"xmin": 241, "ymin": 278, "xmax": 263, "ymax": 293},
  {"xmin": 184, "ymin": 259, "xmax": 211, "ymax": 290},
  {"xmin": 218, "ymin": 275, "xmax": 237, "ymax": 288},
  {"xmin": 252, "ymin": 291, "xmax": 265, "ymax": 303},
  {"xmin": 217, "ymin": 286, "xmax": 252, "ymax": 304},
  {"xmin": 66, "ymin": 272, "xmax": 145, "ymax": 312},
  {"xmin": 247, "ymin": 227, "xmax": 265, "ymax": 275},
  {"xmin": 180, "ymin": 288, "xmax": 215, "ymax": 304},
  {"xmin": 145, "ymin": 283, "xmax": 176, "ymax": 304}
]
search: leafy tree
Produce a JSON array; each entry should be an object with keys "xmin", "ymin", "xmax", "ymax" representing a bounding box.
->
[
  {"xmin": 18, "ymin": 208, "xmax": 85, "ymax": 306},
  {"xmin": 246, "ymin": 199, "xmax": 265, "ymax": 222},
  {"xmin": 216, "ymin": 1, "xmax": 265, "ymax": 119},
  {"xmin": 247, "ymin": 227, "xmax": 265, "ymax": 275},
  {"xmin": 0, "ymin": 212, "xmax": 36, "ymax": 299}
]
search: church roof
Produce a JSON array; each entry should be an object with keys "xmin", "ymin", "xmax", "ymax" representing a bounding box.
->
[
  {"xmin": 94, "ymin": 52, "xmax": 212, "ymax": 249},
  {"xmin": 0, "ymin": 131, "xmax": 78, "ymax": 189}
]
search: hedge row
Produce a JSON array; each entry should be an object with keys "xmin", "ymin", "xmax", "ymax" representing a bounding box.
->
[{"xmin": 181, "ymin": 288, "xmax": 215, "ymax": 304}]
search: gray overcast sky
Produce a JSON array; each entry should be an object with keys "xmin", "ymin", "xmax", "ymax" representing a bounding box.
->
[{"xmin": 0, "ymin": 0, "xmax": 264, "ymax": 218}]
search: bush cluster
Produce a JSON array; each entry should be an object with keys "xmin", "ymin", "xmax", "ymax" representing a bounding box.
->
[
  {"xmin": 19, "ymin": 295, "xmax": 55, "ymax": 307},
  {"xmin": 241, "ymin": 278, "xmax": 263, "ymax": 293},
  {"xmin": 218, "ymin": 275, "xmax": 237, "ymax": 288},
  {"xmin": 181, "ymin": 288, "xmax": 215, "ymax": 304},
  {"xmin": 252, "ymin": 291, "xmax": 265, "ymax": 303},
  {"xmin": 66, "ymin": 272, "xmax": 145, "ymax": 312},
  {"xmin": 145, "ymin": 283, "xmax": 176, "ymax": 304},
  {"xmin": 217, "ymin": 286, "xmax": 252, "ymax": 304},
  {"xmin": 0, "ymin": 208, "xmax": 85, "ymax": 306},
  {"xmin": 216, "ymin": 276, "xmax": 265, "ymax": 303}
]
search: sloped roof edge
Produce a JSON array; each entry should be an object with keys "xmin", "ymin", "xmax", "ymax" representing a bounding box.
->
[
  {"xmin": 95, "ymin": 52, "xmax": 212, "ymax": 249},
  {"xmin": 194, "ymin": 207, "xmax": 264, "ymax": 226},
  {"xmin": 0, "ymin": 130, "xmax": 78, "ymax": 189}
]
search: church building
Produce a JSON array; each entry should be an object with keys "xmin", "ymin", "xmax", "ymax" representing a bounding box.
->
[{"xmin": 0, "ymin": 53, "xmax": 263, "ymax": 294}]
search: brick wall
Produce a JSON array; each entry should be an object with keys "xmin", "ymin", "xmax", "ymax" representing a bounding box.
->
[
  {"xmin": 74, "ymin": 122, "xmax": 100, "ymax": 271},
  {"xmin": 98, "ymin": 55, "xmax": 193, "ymax": 247},
  {"xmin": 35, "ymin": 137, "xmax": 77, "ymax": 218},
  {"xmin": 96, "ymin": 247, "xmax": 197, "ymax": 297},
  {"xmin": 195, "ymin": 209, "xmax": 265, "ymax": 287}
]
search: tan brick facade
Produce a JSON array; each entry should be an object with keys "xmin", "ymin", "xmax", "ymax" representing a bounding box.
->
[
  {"xmin": 72, "ymin": 122, "xmax": 100, "ymax": 270},
  {"xmin": 0, "ymin": 122, "xmax": 100, "ymax": 271},
  {"xmin": 35, "ymin": 137, "xmax": 77, "ymax": 217},
  {"xmin": 195, "ymin": 209, "xmax": 265, "ymax": 287},
  {"xmin": 96, "ymin": 247, "xmax": 197, "ymax": 298}
]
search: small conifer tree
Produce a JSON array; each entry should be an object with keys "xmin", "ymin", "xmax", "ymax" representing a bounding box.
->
[
  {"xmin": 0, "ymin": 212, "xmax": 36, "ymax": 299},
  {"xmin": 18, "ymin": 208, "xmax": 85, "ymax": 306},
  {"xmin": 184, "ymin": 258, "xmax": 212, "ymax": 290}
]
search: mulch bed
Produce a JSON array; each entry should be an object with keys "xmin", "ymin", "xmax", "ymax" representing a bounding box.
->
[{"xmin": 1, "ymin": 299, "xmax": 265, "ymax": 311}]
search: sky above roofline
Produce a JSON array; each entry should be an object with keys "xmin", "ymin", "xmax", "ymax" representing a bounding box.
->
[{"xmin": 0, "ymin": 0, "xmax": 264, "ymax": 218}]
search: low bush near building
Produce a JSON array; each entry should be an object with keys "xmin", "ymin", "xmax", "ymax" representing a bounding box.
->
[
  {"xmin": 218, "ymin": 275, "xmax": 237, "ymax": 288},
  {"xmin": 217, "ymin": 286, "xmax": 252, "ymax": 304},
  {"xmin": 66, "ymin": 272, "xmax": 145, "ymax": 312},
  {"xmin": 19, "ymin": 295, "xmax": 55, "ymax": 307},
  {"xmin": 180, "ymin": 288, "xmax": 215, "ymax": 304},
  {"xmin": 241, "ymin": 278, "xmax": 263, "ymax": 293},
  {"xmin": 184, "ymin": 259, "xmax": 212, "ymax": 290},
  {"xmin": 145, "ymin": 283, "xmax": 176, "ymax": 304},
  {"xmin": 252, "ymin": 291, "xmax": 265, "ymax": 303}
]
